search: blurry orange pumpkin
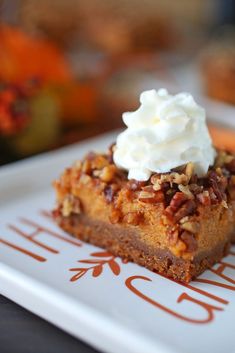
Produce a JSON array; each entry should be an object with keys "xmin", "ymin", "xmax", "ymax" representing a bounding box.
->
[{"xmin": 0, "ymin": 25, "xmax": 71, "ymax": 84}]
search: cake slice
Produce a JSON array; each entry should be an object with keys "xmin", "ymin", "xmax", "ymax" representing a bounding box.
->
[
  {"xmin": 53, "ymin": 88, "xmax": 235, "ymax": 283},
  {"xmin": 53, "ymin": 149, "xmax": 235, "ymax": 283}
]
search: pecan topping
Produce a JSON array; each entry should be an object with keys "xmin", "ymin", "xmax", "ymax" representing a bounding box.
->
[
  {"xmin": 93, "ymin": 165, "xmax": 117, "ymax": 183},
  {"xmin": 61, "ymin": 195, "xmax": 81, "ymax": 217},
  {"xmin": 151, "ymin": 172, "xmax": 189, "ymax": 190},
  {"xmin": 180, "ymin": 221, "xmax": 200, "ymax": 234},
  {"xmin": 180, "ymin": 231, "xmax": 198, "ymax": 252},
  {"xmin": 164, "ymin": 192, "xmax": 196, "ymax": 224},
  {"xmin": 138, "ymin": 187, "xmax": 164, "ymax": 203},
  {"xmin": 196, "ymin": 190, "xmax": 211, "ymax": 205},
  {"xmin": 208, "ymin": 171, "xmax": 226, "ymax": 202},
  {"xmin": 178, "ymin": 184, "xmax": 194, "ymax": 199},
  {"xmin": 81, "ymin": 159, "xmax": 92, "ymax": 174},
  {"xmin": 104, "ymin": 184, "xmax": 119, "ymax": 203}
]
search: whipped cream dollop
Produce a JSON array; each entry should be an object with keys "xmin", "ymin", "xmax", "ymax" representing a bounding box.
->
[{"xmin": 113, "ymin": 88, "xmax": 216, "ymax": 181}]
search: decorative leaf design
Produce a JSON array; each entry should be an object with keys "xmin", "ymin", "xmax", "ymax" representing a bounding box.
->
[
  {"xmin": 108, "ymin": 259, "xmax": 121, "ymax": 275},
  {"xmin": 92, "ymin": 265, "xmax": 103, "ymax": 277},
  {"xmin": 90, "ymin": 251, "xmax": 112, "ymax": 257},
  {"xmin": 79, "ymin": 259, "xmax": 105, "ymax": 264},
  {"xmin": 69, "ymin": 268, "xmax": 87, "ymax": 282},
  {"xmin": 69, "ymin": 252, "xmax": 124, "ymax": 282}
]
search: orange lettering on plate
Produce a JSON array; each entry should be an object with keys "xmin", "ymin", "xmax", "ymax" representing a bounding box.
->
[
  {"xmin": 157, "ymin": 273, "xmax": 228, "ymax": 305},
  {"xmin": 0, "ymin": 238, "xmax": 46, "ymax": 262},
  {"xmin": 195, "ymin": 261, "xmax": 235, "ymax": 290},
  {"xmin": 8, "ymin": 224, "xmax": 59, "ymax": 254},
  {"xmin": 126, "ymin": 275, "xmax": 223, "ymax": 324},
  {"xmin": 19, "ymin": 218, "xmax": 82, "ymax": 247}
]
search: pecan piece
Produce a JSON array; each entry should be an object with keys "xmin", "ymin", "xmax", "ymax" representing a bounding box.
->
[
  {"xmin": 93, "ymin": 165, "xmax": 117, "ymax": 183},
  {"xmin": 61, "ymin": 195, "xmax": 81, "ymax": 217},
  {"xmin": 196, "ymin": 190, "xmax": 211, "ymax": 205},
  {"xmin": 178, "ymin": 184, "xmax": 194, "ymax": 199},
  {"xmin": 138, "ymin": 188, "xmax": 164, "ymax": 203},
  {"xmin": 174, "ymin": 200, "xmax": 196, "ymax": 223},
  {"xmin": 208, "ymin": 171, "xmax": 225, "ymax": 202},
  {"xmin": 180, "ymin": 221, "xmax": 200, "ymax": 234},
  {"xmin": 104, "ymin": 184, "xmax": 119, "ymax": 203},
  {"xmin": 180, "ymin": 231, "xmax": 198, "ymax": 252}
]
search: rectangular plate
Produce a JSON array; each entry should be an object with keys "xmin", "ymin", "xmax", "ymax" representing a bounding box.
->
[{"xmin": 0, "ymin": 131, "xmax": 235, "ymax": 353}]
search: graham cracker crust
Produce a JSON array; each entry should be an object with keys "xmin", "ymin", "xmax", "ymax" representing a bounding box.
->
[{"xmin": 55, "ymin": 213, "xmax": 231, "ymax": 283}]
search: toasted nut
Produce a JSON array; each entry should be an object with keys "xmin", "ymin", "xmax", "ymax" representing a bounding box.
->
[
  {"xmin": 138, "ymin": 189, "xmax": 164, "ymax": 203},
  {"xmin": 170, "ymin": 239, "xmax": 187, "ymax": 257},
  {"xmin": 151, "ymin": 172, "xmax": 189, "ymax": 189},
  {"xmin": 180, "ymin": 231, "xmax": 198, "ymax": 252},
  {"xmin": 80, "ymin": 174, "xmax": 91, "ymax": 184},
  {"xmin": 196, "ymin": 190, "xmax": 211, "ymax": 205},
  {"xmin": 62, "ymin": 195, "xmax": 81, "ymax": 217},
  {"xmin": 98, "ymin": 165, "xmax": 117, "ymax": 183},
  {"xmin": 181, "ymin": 221, "xmax": 200, "ymax": 234},
  {"xmin": 82, "ymin": 160, "xmax": 92, "ymax": 174},
  {"xmin": 91, "ymin": 155, "xmax": 109, "ymax": 170},
  {"xmin": 178, "ymin": 184, "xmax": 194, "ymax": 199}
]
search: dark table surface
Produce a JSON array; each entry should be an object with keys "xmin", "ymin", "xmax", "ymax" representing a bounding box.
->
[{"xmin": 0, "ymin": 295, "xmax": 100, "ymax": 353}]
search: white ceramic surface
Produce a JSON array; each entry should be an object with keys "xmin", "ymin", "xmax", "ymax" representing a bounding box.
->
[{"xmin": 0, "ymin": 131, "xmax": 234, "ymax": 353}]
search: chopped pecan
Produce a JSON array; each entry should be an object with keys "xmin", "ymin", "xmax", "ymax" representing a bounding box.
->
[
  {"xmin": 180, "ymin": 231, "xmax": 198, "ymax": 252},
  {"xmin": 61, "ymin": 195, "xmax": 81, "ymax": 217},
  {"xmin": 104, "ymin": 184, "xmax": 119, "ymax": 203},
  {"xmin": 165, "ymin": 192, "xmax": 188, "ymax": 215},
  {"xmin": 196, "ymin": 190, "xmax": 211, "ymax": 205},
  {"xmin": 138, "ymin": 187, "xmax": 164, "ymax": 203},
  {"xmin": 80, "ymin": 174, "xmax": 91, "ymax": 184},
  {"xmin": 189, "ymin": 183, "xmax": 203, "ymax": 194},
  {"xmin": 180, "ymin": 221, "xmax": 200, "ymax": 234},
  {"xmin": 151, "ymin": 172, "xmax": 189, "ymax": 190},
  {"xmin": 91, "ymin": 155, "xmax": 109, "ymax": 170},
  {"xmin": 178, "ymin": 184, "xmax": 194, "ymax": 199},
  {"xmin": 208, "ymin": 170, "xmax": 225, "ymax": 202},
  {"xmin": 81, "ymin": 159, "xmax": 92, "ymax": 174},
  {"xmin": 174, "ymin": 200, "xmax": 196, "ymax": 223},
  {"xmin": 167, "ymin": 226, "xmax": 179, "ymax": 246},
  {"xmin": 93, "ymin": 165, "xmax": 117, "ymax": 183}
]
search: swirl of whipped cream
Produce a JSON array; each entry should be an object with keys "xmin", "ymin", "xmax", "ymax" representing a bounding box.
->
[{"xmin": 113, "ymin": 88, "xmax": 216, "ymax": 181}]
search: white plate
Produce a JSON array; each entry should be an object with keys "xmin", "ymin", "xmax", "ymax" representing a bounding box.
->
[{"xmin": 0, "ymin": 131, "xmax": 234, "ymax": 353}]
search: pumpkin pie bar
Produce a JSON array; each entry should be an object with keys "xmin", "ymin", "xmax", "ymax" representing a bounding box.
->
[{"xmin": 53, "ymin": 148, "xmax": 235, "ymax": 283}]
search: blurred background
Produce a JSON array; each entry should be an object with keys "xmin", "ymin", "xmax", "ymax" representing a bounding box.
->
[{"xmin": 0, "ymin": 0, "xmax": 235, "ymax": 165}]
